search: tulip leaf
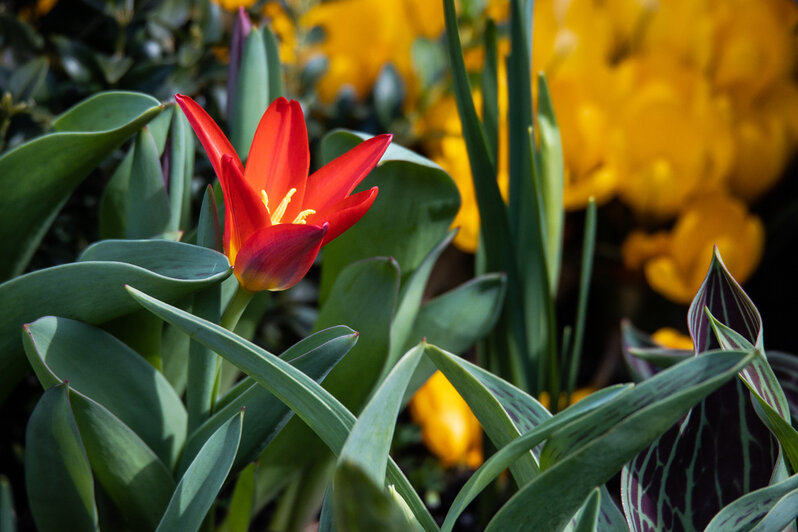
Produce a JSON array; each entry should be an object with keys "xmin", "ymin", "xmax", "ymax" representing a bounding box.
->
[
  {"xmin": 255, "ymin": 257, "xmax": 400, "ymax": 505},
  {"xmin": 167, "ymin": 105, "xmax": 195, "ymax": 232},
  {"xmin": 620, "ymin": 320, "xmax": 691, "ymax": 380},
  {"xmin": 409, "ymin": 273, "xmax": 506, "ymax": 356},
  {"xmin": 705, "ymin": 472, "xmax": 798, "ymax": 531},
  {"xmin": 319, "ymin": 131, "xmax": 460, "ymax": 302},
  {"xmin": 486, "ymin": 349, "xmax": 756, "ymax": 532},
  {"xmin": 338, "ymin": 345, "xmax": 424, "ymax": 486},
  {"xmin": 333, "ymin": 462, "xmax": 415, "ymax": 532},
  {"xmin": 25, "ymin": 383, "xmax": 98, "ymax": 532},
  {"xmin": 440, "ymin": 384, "xmax": 632, "ymax": 532},
  {"xmin": 8, "ymin": 57, "xmax": 48, "ymax": 102},
  {"xmin": 0, "ymin": 91, "xmax": 163, "ymax": 280},
  {"xmin": 155, "ymin": 410, "xmax": 243, "ymax": 532},
  {"xmin": 178, "ymin": 326, "xmax": 358, "ymax": 476},
  {"xmin": 263, "ymin": 25, "xmax": 284, "ymax": 99},
  {"xmin": 571, "ymin": 489, "xmax": 601, "ymax": 532},
  {"xmin": 220, "ymin": 462, "xmax": 257, "ymax": 532},
  {"xmin": 481, "ymin": 18, "xmax": 498, "ymax": 163},
  {"xmin": 69, "ymin": 389, "xmax": 175, "ymax": 531},
  {"xmin": 22, "ymin": 316, "xmax": 187, "ymax": 469},
  {"xmin": 770, "ymin": 351, "xmax": 798, "ymax": 421},
  {"xmin": 124, "ymin": 285, "xmax": 440, "ymax": 532},
  {"xmin": 231, "ymin": 27, "xmax": 268, "ymax": 159},
  {"xmin": 0, "ymin": 239, "xmax": 230, "ymax": 402},
  {"xmin": 99, "ymin": 144, "xmax": 135, "ymax": 239},
  {"xmin": 0, "ymin": 474, "xmax": 15, "ymax": 532},
  {"xmin": 125, "ymin": 127, "xmax": 171, "ymax": 239}
]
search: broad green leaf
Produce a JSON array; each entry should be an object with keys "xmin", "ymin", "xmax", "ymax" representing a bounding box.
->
[
  {"xmin": 125, "ymin": 127, "xmax": 171, "ymax": 238},
  {"xmin": 231, "ymin": 27, "xmax": 268, "ymax": 159},
  {"xmin": 178, "ymin": 326, "xmax": 358, "ymax": 476},
  {"xmin": 338, "ymin": 345, "xmax": 425, "ymax": 485},
  {"xmin": 220, "ymin": 462, "xmax": 257, "ymax": 532},
  {"xmin": 571, "ymin": 489, "xmax": 600, "ymax": 532},
  {"xmin": 25, "ymin": 384, "xmax": 97, "ymax": 532},
  {"xmin": 0, "ymin": 474, "xmax": 15, "ymax": 532},
  {"xmin": 155, "ymin": 410, "xmax": 244, "ymax": 532},
  {"xmin": 0, "ymin": 239, "xmax": 230, "ymax": 402},
  {"xmin": 333, "ymin": 463, "xmax": 416, "ymax": 532},
  {"xmin": 487, "ymin": 350, "xmax": 756, "ymax": 532},
  {"xmin": 0, "ymin": 91, "xmax": 163, "ymax": 280},
  {"xmin": 409, "ymin": 273, "xmax": 506, "ymax": 355},
  {"xmin": 440, "ymin": 384, "xmax": 631, "ymax": 531},
  {"xmin": 386, "ymin": 232, "xmax": 454, "ymax": 374},
  {"xmin": 125, "ymin": 286, "xmax": 440, "ymax": 532},
  {"xmin": 319, "ymin": 131, "xmax": 459, "ymax": 301},
  {"xmin": 255, "ymin": 258, "xmax": 399, "ymax": 503},
  {"xmin": 705, "ymin": 473, "xmax": 798, "ymax": 531},
  {"xmin": 69, "ymin": 390, "xmax": 175, "ymax": 531},
  {"xmin": 23, "ymin": 317, "xmax": 187, "ymax": 469}
]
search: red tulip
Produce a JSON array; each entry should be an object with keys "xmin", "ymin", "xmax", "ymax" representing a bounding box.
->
[{"xmin": 175, "ymin": 94, "xmax": 391, "ymax": 291}]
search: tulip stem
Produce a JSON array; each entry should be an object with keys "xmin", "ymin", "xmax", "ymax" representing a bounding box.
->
[{"xmin": 221, "ymin": 284, "xmax": 255, "ymax": 332}]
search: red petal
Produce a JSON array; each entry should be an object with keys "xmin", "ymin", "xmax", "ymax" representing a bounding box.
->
[
  {"xmin": 221, "ymin": 155, "xmax": 271, "ymax": 264},
  {"xmin": 307, "ymin": 187, "xmax": 378, "ymax": 246},
  {"xmin": 244, "ymin": 98, "xmax": 310, "ymax": 223},
  {"xmin": 234, "ymin": 223, "xmax": 328, "ymax": 292},
  {"xmin": 304, "ymin": 134, "xmax": 391, "ymax": 214},
  {"xmin": 175, "ymin": 94, "xmax": 242, "ymax": 180}
]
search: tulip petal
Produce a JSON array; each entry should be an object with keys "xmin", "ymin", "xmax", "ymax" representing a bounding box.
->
[
  {"xmin": 221, "ymin": 155, "xmax": 271, "ymax": 264},
  {"xmin": 234, "ymin": 223, "xmax": 328, "ymax": 292},
  {"xmin": 307, "ymin": 187, "xmax": 378, "ymax": 245},
  {"xmin": 304, "ymin": 134, "xmax": 391, "ymax": 214},
  {"xmin": 175, "ymin": 94, "xmax": 242, "ymax": 180},
  {"xmin": 244, "ymin": 98, "xmax": 310, "ymax": 223}
]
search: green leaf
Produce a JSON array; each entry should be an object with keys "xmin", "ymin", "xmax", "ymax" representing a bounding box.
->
[
  {"xmin": 178, "ymin": 326, "xmax": 358, "ymax": 476},
  {"xmin": 167, "ymin": 105, "xmax": 194, "ymax": 232},
  {"xmin": 231, "ymin": 27, "xmax": 268, "ymax": 159},
  {"xmin": 23, "ymin": 316, "xmax": 187, "ymax": 469},
  {"xmin": 8, "ymin": 57, "xmax": 48, "ymax": 101},
  {"xmin": 571, "ymin": 488, "xmax": 600, "ymax": 532},
  {"xmin": 333, "ymin": 463, "xmax": 417, "ymax": 532},
  {"xmin": 705, "ymin": 473, "xmax": 798, "ymax": 531},
  {"xmin": 220, "ymin": 463, "xmax": 257, "ymax": 532},
  {"xmin": 0, "ymin": 474, "xmax": 15, "ymax": 532},
  {"xmin": 439, "ymin": 384, "xmax": 630, "ymax": 531},
  {"xmin": 487, "ymin": 350, "xmax": 756, "ymax": 531},
  {"xmin": 338, "ymin": 345, "xmax": 424, "ymax": 485},
  {"xmin": 0, "ymin": 91, "xmax": 163, "ymax": 280},
  {"xmin": 155, "ymin": 410, "xmax": 244, "ymax": 532},
  {"xmin": 25, "ymin": 384, "xmax": 97, "ymax": 532},
  {"xmin": 125, "ymin": 127, "xmax": 171, "ymax": 239},
  {"xmin": 480, "ymin": 18, "xmax": 499, "ymax": 163},
  {"xmin": 125, "ymin": 286, "xmax": 439, "ymax": 532},
  {"xmin": 319, "ymin": 130, "xmax": 459, "ymax": 301},
  {"xmin": 99, "ymin": 144, "xmax": 135, "ymax": 239},
  {"xmin": 263, "ymin": 25, "xmax": 285, "ymax": 99},
  {"xmin": 387, "ymin": 232, "xmax": 455, "ymax": 374},
  {"xmin": 409, "ymin": 273, "xmax": 506, "ymax": 355},
  {"xmin": 69, "ymin": 390, "xmax": 175, "ymax": 531},
  {"xmin": 0, "ymin": 239, "xmax": 230, "ymax": 403}
]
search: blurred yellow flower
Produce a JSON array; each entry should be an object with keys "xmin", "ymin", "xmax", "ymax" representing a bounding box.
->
[
  {"xmin": 651, "ymin": 328, "xmax": 694, "ymax": 350},
  {"xmin": 300, "ymin": 0, "xmax": 444, "ymax": 103},
  {"xmin": 409, "ymin": 371, "xmax": 483, "ymax": 468},
  {"xmin": 263, "ymin": 2, "xmax": 298, "ymax": 64},
  {"xmin": 213, "ymin": 0, "xmax": 257, "ymax": 11},
  {"xmin": 622, "ymin": 194, "xmax": 765, "ymax": 304},
  {"xmin": 539, "ymin": 387, "xmax": 595, "ymax": 411}
]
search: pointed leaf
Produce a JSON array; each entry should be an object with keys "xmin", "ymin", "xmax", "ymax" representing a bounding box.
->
[
  {"xmin": 23, "ymin": 317, "xmax": 187, "ymax": 469},
  {"xmin": 705, "ymin": 473, "xmax": 798, "ymax": 531},
  {"xmin": 25, "ymin": 384, "xmax": 98, "ymax": 532},
  {"xmin": 333, "ymin": 462, "xmax": 415, "ymax": 532},
  {"xmin": 155, "ymin": 410, "xmax": 244, "ymax": 532},
  {"xmin": 126, "ymin": 127, "xmax": 171, "ymax": 239},
  {"xmin": 0, "ymin": 239, "xmax": 230, "ymax": 403},
  {"xmin": 0, "ymin": 91, "xmax": 163, "ymax": 280},
  {"xmin": 231, "ymin": 27, "xmax": 268, "ymax": 158}
]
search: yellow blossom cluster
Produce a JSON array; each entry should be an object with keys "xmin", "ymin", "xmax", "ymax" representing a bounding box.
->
[{"xmin": 408, "ymin": 371, "xmax": 483, "ymax": 468}]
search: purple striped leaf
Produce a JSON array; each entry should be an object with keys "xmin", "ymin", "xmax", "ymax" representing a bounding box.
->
[
  {"xmin": 621, "ymin": 320, "xmax": 691, "ymax": 381},
  {"xmin": 770, "ymin": 351, "xmax": 798, "ymax": 422}
]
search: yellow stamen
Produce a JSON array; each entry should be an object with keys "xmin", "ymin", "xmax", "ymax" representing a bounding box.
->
[
  {"xmin": 261, "ymin": 190, "xmax": 270, "ymax": 213},
  {"xmin": 292, "ymin": 209, "xmax": 317, "ymax": 224}
]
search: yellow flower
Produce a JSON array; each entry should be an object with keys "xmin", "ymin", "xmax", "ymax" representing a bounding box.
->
[
  {"xmin": 611, "ymin": 52, "xmax": 734, "ymax": 218},
  {"xmin": 213, "ymin": 0, "xmax": 257, "ymax": 11},
  {"xmin": 409, "ymin": 371, "xmax": 483, "ymax": 468},
  {"xmin": 651, "ymin": 328, "xmax": 694, "ymax": 350},
  {"xmin": 539, "ymin": 387, "xmax": 595, "ymax": 411},
  {"xmin": 263, "ymin": 2, "xmax": 298, "ymax": 64},
  {"xmin": 300, "ymin": 0, "xmax": 444, "ymax": 103},
  {"xmin": 622, "ymin": 194, "xmax": 764, "ymax": 304}
]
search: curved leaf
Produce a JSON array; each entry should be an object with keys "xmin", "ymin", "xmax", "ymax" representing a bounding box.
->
[
  {"xmin": 0, "ymin": 91, "xmax": 163, "ymax": 280},
  {"xmin": 705, "ymin": 473, "xmax": 798, "ymax": 531},
  {"xmin": 0, "ymin": 239, "xmax": 230, "ymax": 401},
  {"xmin": 23, "ymin": 317, "xmax": 187, "ymax": 469},
  {"xmin": 25, "ymin": 383, "xmax": 97, "ymax": 532}
]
